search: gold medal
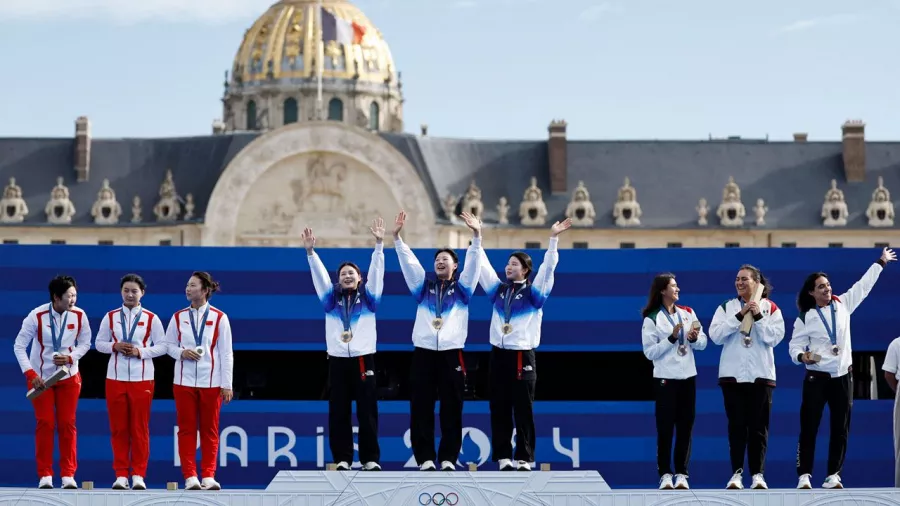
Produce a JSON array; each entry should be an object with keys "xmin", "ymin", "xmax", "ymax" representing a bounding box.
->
[
  {"xmin": 432, "ymin": 317, "xmax": 443, "ymax": 330},
  {"xmin": 340, "ymin": 330, "xmax": 353, "ymax": 343},
  {"xmin": 502, "ymin": 323, "xmax": 513, "ymax": 335}
]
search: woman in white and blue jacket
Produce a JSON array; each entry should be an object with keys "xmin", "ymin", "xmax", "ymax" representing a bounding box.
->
[
  {"xmin": 393, "ymin": 209, "xmax": 483, "ymax": 472},
  {"xmin": 302, "ymin": 219, "xmax": 385, "ymax": 472},
  {"xmin": 478, "ymin": 217, "xmax": 571, "ymax": 471}
]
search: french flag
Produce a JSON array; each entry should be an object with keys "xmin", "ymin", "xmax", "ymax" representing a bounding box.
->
[{"xmin": 321, "ymin": 7, "xmax": 366, "ymax": 45}]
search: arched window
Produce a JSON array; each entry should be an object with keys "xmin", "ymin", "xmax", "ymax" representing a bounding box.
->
[
  {"xmin": 369, "ymin": 102, "xmax": 380, "ymax": 131},
  {"xmin": 246, "ymin": 100, "xmax": 257, "ymax": 130},
  {"xmin": 283, "ymin": 98, "xmax": 298, "ymax": 125},
  {"xmin": 328, "ymin": 98, "xmax": 343, "ymax": 121}
]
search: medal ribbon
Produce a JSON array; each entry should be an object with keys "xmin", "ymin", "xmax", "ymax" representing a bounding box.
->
[
  {"xmin": 815, "ymin": 303, "xmax": 837, "ymax": 348},
  {"xmin": 188, "ymin": 305, "xmax": 210, "ymax": 348},
  {"xmin": 340, "ymin": 291, "xmax": 359, "ymax": 333},
  {"xmin": 119, "ymin": 307, "xmax": 143, "ymax": 345},
  {"xmin": 49, "ymin": 310, "xmax": 69, "ymax": 353},
  {"xmin": 660, "ymin": 305, "xmax": 684, "ymax": 346},
  {"xmin": 503, "ymin": 283, "xmax": 528, "ymax": 324},
  {"xmin": 435, "ymin": 280, "xmax": 453, "ymax": 319}
]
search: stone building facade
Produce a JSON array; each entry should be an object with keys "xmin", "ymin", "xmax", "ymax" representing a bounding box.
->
[{"xmin": 1, "ymin": 0, "xmax": 899, "ymax": 250}]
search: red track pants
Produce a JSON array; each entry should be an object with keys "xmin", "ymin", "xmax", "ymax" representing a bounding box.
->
[
  {"xmin": 30, "ymin": 373, "xmax": 81, "ymax": 478},
  {"xmin": 106, "ymin": 379, "xmax": 154, "ymax": 478},
  {"xmin": 173, "ymin": 385, "xmax": 223, "ymax": 479}
]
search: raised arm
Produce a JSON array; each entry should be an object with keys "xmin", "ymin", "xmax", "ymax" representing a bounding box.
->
[
  {"xmin": 529, "ymin": 218, "xmax": 571, "ymax": 309},
  {"xmin": 140, "ymin": 313, "xmax": 169, "ymax": 359},
  {"xmin": 839, "ymin": 247, "xmax": 895, "ymax": 314},
  {"xmin": 457, "ymin": 211, "xmax": 483, "ymax": 297},
  {"xmin": 95, "ymin": 313, "xmax": 113, "ymax": 354},
  {"xmin": 302, "ymin": 227, "xmax": 336, "ymax": 309},
  {"xmin": 365, "ymin": 217, "xmax": 386, "ymax": 306},
  {"xmin": 13, "ymin": 313, "xmax": 37, "ymax": 378},
  {"xmin": 478, "ymin": 247, "xmax": 502, "ymax": 300},
  {"xmin": 392, "ymin": 210, "xmax": 426, "ymax": 298}
]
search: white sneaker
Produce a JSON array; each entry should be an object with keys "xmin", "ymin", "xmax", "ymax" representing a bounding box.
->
[
  {"xmin": 201, "ymin": 477, "xmax": 221, "ymax": 490},
  {"xmin": 363, "ymin": 462, "xmax": 381, "ymax": 471},
  {"xmin": 751, "ymin": 474, "xmax": 768, "ymax": 489},
  {"xmin": 823, "ymin": 474, "xmax": 843, "ymax": 489},
  {"xmin": 499, "ymin": 458, "xmax": 516, "ymax": 471},
  {"xmin": 38, "ymin": 476, "xmax": 53, "ymax": 489},
  {"xmin": 441, "ymin": 461, "xmax": 455, "ymax": 471},
  {"xmin": 797, "ymin": 474, "xmax": 812, "ymax": 489},
  {"xmin": 674, "ymin": 474, "xmax": 689, "ymax": 489},
  {"xmin": 419, "ymin": 460, "xmax": 436, "ymax": 471},
  {"xmin": 659, "ymin": 473, "xmax": 674, "ymax": 490},
  {"xmin": 112, "ymin": 476, "xmax": 129, "ymax": 490},
  {"xmin": 184, "ymin": 476, "xmax": 201, "ymax": 490},
  {"xmin": 61, "ymin": 476, "xmax": 77, "ymax": 489},
  {"xmin": 335, "ymin": 461, "xmax": 350, "ymax": 471},
  {"xmin": 726, "ymin": 471, "xmax": 743, "ymax": 490},
  {"xmin": 132, "ymin": 476, "xmax": 146, "ymax": 490},
  {"xmin": 516, "ymin": 460, "xmax": 532, "ymax": 471}
]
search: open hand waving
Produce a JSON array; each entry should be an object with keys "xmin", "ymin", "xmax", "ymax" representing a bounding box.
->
[
  {"xmin": 881, "ymin": 247, "xmax": 897, "ymax": 264},
  {"xmin": 301, "ymin": 227, "xmax": 316, "ymax": 254},
  {"xmin": 459, "ymin": 211, "xmax": 482, "ymax": 237},
  {"xmin": 551, "ymin": 218, "xmax": 573, "ymax": 237},
  {"xmin": 370, "ymin": 217, "xmax": 385, "ymax": 243},
  {"xmin": 393, "ymin": 210, "xmax": 407, "ymax": 239}
]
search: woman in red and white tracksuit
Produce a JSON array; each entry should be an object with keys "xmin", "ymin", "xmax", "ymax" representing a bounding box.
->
[
  {"xmin": 13, "ymin": 275, "xmax": 92, "ymax": 490},
  {"xmin": 164, "ymin": 271, "xmax": 234, "ymax": 491},
  {"xmin": 95, "ymin": 274, "xmax": 168, "ymax": 491}
]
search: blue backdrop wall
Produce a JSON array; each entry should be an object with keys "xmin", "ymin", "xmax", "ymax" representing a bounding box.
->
[{"xmin": 0, "ymin": 244, "xmax": 896, "ymax": 489}]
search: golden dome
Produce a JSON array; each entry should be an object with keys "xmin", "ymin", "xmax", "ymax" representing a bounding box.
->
[{"xmin": 231, "ymin": 0, "xmax": 397, "ymax": 87}]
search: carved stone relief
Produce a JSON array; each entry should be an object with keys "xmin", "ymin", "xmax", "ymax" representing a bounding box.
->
[
  {"xmin": 131, "ymin": 196, "xmax": 142, "ymax": 223},
  {"xmin": 821, "ymin": 179, "xmax": 848, "ymax": 227},
  {"xmin": 519, "ymin": 177, "xmax": 548, "ymax": 226},
  {"xmin": 0, "ymin": 177, "xmax": 28, "ymax": 224},
  {"xmin": 45, "ymin": 177, "xmax": 76, "ymax": 224},
  {"xmin": 497, "ymin": 197, "xmax": 509, "ymax": 225},
  {"xmin": 696, "ymin": 198, "xmax": 709, "ymax": 226},
  {"xmin": 754, "ymin": 198, "xmax": 767, "ymax": 227},
  {"xmin": 866, "ymin": 176, "xmax": 894, "ymax": 227},
  {"xmin": 460, "ymin": 181, "xmax": 484, "ymax": 220},
  {"xmin": 154, "ymin": 169, "xmax": 182, "ymax": 222},
  {"xmin": 716, "ymin": 176, "xmax": 745, "ymax": 227},
  {"xmin": 91, "ymin": 179, "xmax": 122, "ymax": 225},
  {"xmin": 234, "ymin": 152, "xmax": 402, "ymax": 246},
  {"xmin": 612, "ymin": 177, "xmax": 641, "ymax": 227},
  {"xmin": 565, "ymin": 181, "xmax": 596, "ymax": 227}
]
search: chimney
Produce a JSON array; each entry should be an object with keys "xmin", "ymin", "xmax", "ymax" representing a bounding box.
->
[
  {"xmin": 548, "ymin": 119, "xmax": 567, "ymax": 194},
  {"xmin": 793, "ymin": 132, "xmax": 808, "ymax": 142},
  {"xmin": 75, "ymin": 116, "xmax": 91, "ymax": 182},
  {"xmin": 841, "ymin": 120, "xmax": 866, "ymax": 182},
  {"xmin": 420, "ymin": 124, "xmax": 428, "ymax": 136}
]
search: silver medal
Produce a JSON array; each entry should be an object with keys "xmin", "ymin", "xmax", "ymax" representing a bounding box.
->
[
  {"xmin": 195, "ymin": 346, "xmax": 205, "ymax": 357},
  {"xmin": 677, "ymin": 344, "xmax": 687, "ymax": 356},
  {"xmin": 832, "ymin": 345, "xmax": 840, "ymax": 356},
  {"xmin": 742, "ymin": 335, "xmax": 752, "ymax": 348}
]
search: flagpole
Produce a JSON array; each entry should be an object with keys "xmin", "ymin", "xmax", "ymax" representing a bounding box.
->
[{"xmin": 316, "ymin": 0, "xmax": 324, "ymax": 120}]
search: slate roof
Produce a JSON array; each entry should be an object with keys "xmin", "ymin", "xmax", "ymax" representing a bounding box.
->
[{"xmin": 2, "ymin": 127, "xmax": 899, "ymax": 229}]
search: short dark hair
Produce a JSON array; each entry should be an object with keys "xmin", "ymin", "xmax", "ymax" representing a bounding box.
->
[
  {"xmin": 509, "ymin": 251, "xmax": 533, "ymax": 280},
  {"xmin": 337, "ymin": 262, "xmax": 361, "ymax": 278},
  {"xmin": 434, "ymin": 248, "xmax": 459, "ymax": 265},
  {"xmin": 48, "ymin": 275, "xmax": 77, "ymax": 302},
  {"xmin": 120, "ymin": 273, "xmax": 146, "ymax": 291},
  {"xmin": 192, "ymin": 271, "xmax": 221, "ymax": 299}
]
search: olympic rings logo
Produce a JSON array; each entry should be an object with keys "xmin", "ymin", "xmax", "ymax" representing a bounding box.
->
[{"xmin": 418, "ymin": 491, "xmax": 459, "ymax": 505}]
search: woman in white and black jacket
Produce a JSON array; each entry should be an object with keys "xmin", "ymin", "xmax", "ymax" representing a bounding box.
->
[
  {"xmin": 478, "ymin": 218, "xmax": 571, "ymax": 472},
  {"xmin": 303, "ymin": 219, "xmax": 385, "ymax": 472},
  {"xmin": 393, "ymin": 210, "xmax": 483, "ymax": 472},
  {"xmin": 788, "ymin": 247, "xmax": 895, "ymax": 490},
  {"xmin": 708, "ymin": 264, "xmax": 785, "ymax": 491},
  {"xmin": 641, "ymin": 273, "xmax": 707, "ymax": 491}
]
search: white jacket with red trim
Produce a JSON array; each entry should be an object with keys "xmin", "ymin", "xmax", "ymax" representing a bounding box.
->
[
  {"xmin": 13, "ymin": 303, "xmax": 92, "ymax": 382},
  {"xmin": 163, "ymin": 302, "xmax": 234, "ymax": 390},
  {"xmin": 95, "ymin": 305, "xmax": 168, "ymax": 382}
]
